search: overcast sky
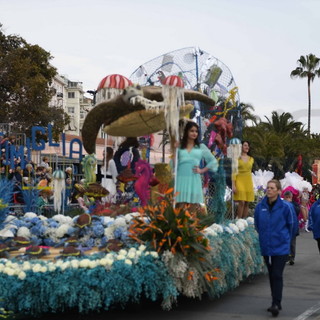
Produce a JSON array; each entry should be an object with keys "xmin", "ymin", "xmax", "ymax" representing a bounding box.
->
[{"xmin": 1, "ymin": 0, "xmax": 320, "ymax": 132}]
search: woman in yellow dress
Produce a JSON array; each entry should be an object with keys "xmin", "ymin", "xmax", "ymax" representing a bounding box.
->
[{"xmin": 232, "ymin": 141, "xmax": 254, "ymax": 218}]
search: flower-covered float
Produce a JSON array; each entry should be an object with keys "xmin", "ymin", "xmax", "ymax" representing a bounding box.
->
[
  {"xmin": 0, "ymin": 188, "xmax": 265, "ymax": 317},
  {"xmin": 0, "ymin": 72, "xmax": 266, "ymax": 318}
]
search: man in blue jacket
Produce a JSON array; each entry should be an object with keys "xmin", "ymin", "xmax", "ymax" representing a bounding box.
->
[
  {"xmin": 254, "ymin": 179, "xmax": 295, "ymax": 317},
  {"xmin": 307, "ymin": 198, "xmax": 320, "ymax": 254},
  {"xmin": 282, "ymin": 190, "xmax": 299, "ymax": 265}
]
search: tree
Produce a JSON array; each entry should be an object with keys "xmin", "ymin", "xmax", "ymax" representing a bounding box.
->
[
  {"xmin": 243, "ymin": 110, "xmax": 320, "ymax": 181},
  {"xmin": 262, "ymin": 111, "xmax": 305, "ymax": 134},
  {"xmin": 290, "ymin": 53, "xmax": 320, "ymax": 135},
  {"xmin": 243, "ymin": 126, "xmax": 285, "ymax": 177},
  {"xmin": 239, "ymin": 102, "xmax": 260, "ymax": 126},
  {"xmin": 0, "ymin": 24, "xmax": 69, "ymax": 139}
]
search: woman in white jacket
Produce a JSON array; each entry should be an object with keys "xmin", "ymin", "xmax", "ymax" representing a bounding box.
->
[{"xmin": 101, "ymin": 147, "xmax": 118, "ymax": 203}]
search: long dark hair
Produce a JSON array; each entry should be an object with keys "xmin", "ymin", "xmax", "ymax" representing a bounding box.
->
[
  {"xmin": 241, "ymin": 140, "xmax": 251, "ymax": 156},
  {"xmin": 180, "ymin": 121, "xmax": 200, "ymax": 149},
  {"xmin": 103, "ymin": 147, "xmax": 114, "ymax": 169}
]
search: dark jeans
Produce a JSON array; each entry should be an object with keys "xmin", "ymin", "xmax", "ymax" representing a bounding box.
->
[
  {"xmin": 264, "ymin": 255, "xmax": 288, "ymax": 307},
  {"xmin": 316, "ymin": 238, "xmax": 320, "ymax": 254},
  {"xmin": 290, "ymin": 236, "xmax": 296, "ymax": 260}
]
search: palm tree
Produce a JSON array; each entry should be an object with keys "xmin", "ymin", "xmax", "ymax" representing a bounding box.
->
[
  {"xmin": 262, "ymin": 111, "xmax": 305, "ymax": 134},
  {"xmin": 239, "ymin": 102, "xmax": 260, "ymax": 126},
  {"xmin": 243, "ymin": 111, "xmax": 311, "ymax": 179},
  {"xmin": 290, "ymin": 54, "xmax": 320, "ymax": 134}
]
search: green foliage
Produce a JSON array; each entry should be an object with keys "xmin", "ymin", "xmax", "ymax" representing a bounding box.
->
[
  {"xmin": 290, "ymin": 54, "xmax": 320, "ymax": 81},
  {"xmin": 0, "ymin": 24, "xmax": 69, "ymax": 138},
  {"xmin": 243, "ymin": 110, "xmax": 320, "ymax": 180},
  {"xmin": 290, "ymin": 53, "xmax": 320, "ymax": 134},
  {"xmin": 238, "ymin": 102, "xmax": 260, "ymax": 126}
]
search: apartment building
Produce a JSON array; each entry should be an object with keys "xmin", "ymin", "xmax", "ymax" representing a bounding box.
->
[{"xmin": 50, "ymin": 74, "xmax": 93, "ymax": 136}]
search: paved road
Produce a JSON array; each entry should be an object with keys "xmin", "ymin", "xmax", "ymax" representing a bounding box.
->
[{"xmin": 34, "ymin": 231, "xmax": 320, "ymax": 320}]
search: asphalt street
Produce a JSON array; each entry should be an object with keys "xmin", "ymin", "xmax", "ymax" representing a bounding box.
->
[{"xmin": 31, "ymin": 231, "xmax": 320, "ymax": 320}]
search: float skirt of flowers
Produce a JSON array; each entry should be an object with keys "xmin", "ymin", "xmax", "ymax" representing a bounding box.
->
[{"xmin": 0, "ymin": 217, "xmax": 265, "ymax": 316}]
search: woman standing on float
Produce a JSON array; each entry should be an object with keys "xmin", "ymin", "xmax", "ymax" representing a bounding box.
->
[
  {"xmin": 232, "ymin": 141, "xmax": 254, "ymax": 218},
  {"xmin": 175, "ymin": 121, "xmax": 218, "ymax": 212}
]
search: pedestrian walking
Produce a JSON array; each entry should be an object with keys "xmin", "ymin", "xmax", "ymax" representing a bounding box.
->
[
  {"xmin": 307, "ymin": 198, "xmax": 320, "ymax": 254},
  {"xmin": 254, "ymin": 179, "xmax": 295, "ymax": 317},
  {"xmin": 282, "ymin": 190, "xmax": 299, "ymax": 265}
]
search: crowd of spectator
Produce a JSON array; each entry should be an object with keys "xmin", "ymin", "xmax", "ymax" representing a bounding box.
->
[{"xmin": 1, "ymin": 133, "xmax": 75, "ymax": 214}]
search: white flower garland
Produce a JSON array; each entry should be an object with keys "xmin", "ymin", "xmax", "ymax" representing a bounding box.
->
[
  {"xmin": 0, "ymin": 244, "xmax": 158, "ymax": 281},
  {"xmin": 203, "ymin": 218, "xmax": 252, "ymax": 236}
]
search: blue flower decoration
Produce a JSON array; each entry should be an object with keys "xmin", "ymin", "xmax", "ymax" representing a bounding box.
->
[
  {"xmin": 114, "ymin": 227, "xmax": 125, "ymax": 239},
  {"xmin": 30, "ymin": 236, "xmax": 42, "ymax": 246},
  {"xmin": 43, "ymin": 238, "xmax": 56, "ymax": 247},
  {"xmin": 92, "ymin": 224, "xmax": 104, "ymax": 238},
  {"xmin": 67, "ymin": 227, "xmax": 77, "ymax": 236},
  {"xmin": 120, "ymin": 231, "xmax": 129, "ymax": 242},
  {"xmin": 30, "ymin": 217, "xmax": 40, "ymax": 225},
  {"xmin": 48, "ymin": 220, "xmax": 59, "ymax": 228},
  {"xmin": 100, "ymin": 236, "xmax": 107, "ymax": 247},
  {"xmin": 30, "ymin": 225, "xmax": 46, "ymax": 237},
  {"xmin": 84, "ymin": 238, "xmax": 95, "ymax": 248}
]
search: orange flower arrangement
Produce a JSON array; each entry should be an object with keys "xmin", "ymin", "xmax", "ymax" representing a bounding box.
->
[
  {"xmin": 129, "ymin": 188, "xmax": 219, "ymax": 286},
  {"xmin": 129, "ymin": 188, "xmax": 210, "ymax": 256}
]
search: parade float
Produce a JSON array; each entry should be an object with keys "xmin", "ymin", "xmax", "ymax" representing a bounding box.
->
[{"xmin": 0, "ymin": 47, "xmax": 266, "ymax": 318}]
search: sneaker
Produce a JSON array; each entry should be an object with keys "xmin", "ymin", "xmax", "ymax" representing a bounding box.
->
[
  {"xmin": 268, "ymin": 305, "xmax": 280, "ymax": 317},
  {"xmin": 267, "ymin": 305, "xmax": 282, "ymax": 312}
]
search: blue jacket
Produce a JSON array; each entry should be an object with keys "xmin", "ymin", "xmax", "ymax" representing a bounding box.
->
[
  {"xmin": 308, "ymin": 199, "xmax": 320, "ymax": 239},
  {"xmin": 284, "ymin": 200, "xmax": 299, "ymax": 236},
  {"xmin": 254, "ymin": 195, "xmax": 295, "ymax": 256}
]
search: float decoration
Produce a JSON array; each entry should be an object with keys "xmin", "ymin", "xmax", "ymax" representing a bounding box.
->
[
  {"xmin": 96, "ymin": 74, "xmax": 133, "ymax": 105},
  {"xmin": 82, "ymin": 85, "xmax": 215, "ymax": 153},
  {"xmin": 130, "ymin": 47, "xmax": 239, "ymax": 103},
  {"xmin": 52, "ymin": 170, "xmax": 65, "ymax": 214},
  {"xmin": 227, "ymin": 138, "xmax": 242, "ymax": 176},
  {"xmin": 252, "ymin": 169, "xmax": 275, "ymax": 191},
  {"xmin": 77, "ymin": 154, "xmax": 109, "ymax": 199},
  {"xmin": 214, "ymin": 87, "xmax": 239, "ymax": 118},
  {"xmin": 162, "ymin": 75, "xmax": 185, "ymax": 143},
  {"xmin": 280, "ymin": 172, "xmax": 312, "ymax": 192},
  {"xmin": 214, "ymin": 117, "xmax": 233, "ymax": 155},
  {"xmin": 0, "ymin": 212, "xmax": 265, "ymax": 316},
  {"xmin": 133, "ymin": 159, "xmax": 154, "ymax": 207},
  {"xmin": 129, "ymin": 189, "xmax": 221, "ymax": 297}
]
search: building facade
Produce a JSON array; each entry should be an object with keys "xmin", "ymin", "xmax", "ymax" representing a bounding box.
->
[{"xmin": 50, "ymin": 75, "xmax": 93, "ymax": 136}]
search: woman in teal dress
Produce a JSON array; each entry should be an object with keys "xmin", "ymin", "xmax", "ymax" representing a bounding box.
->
[{"xmin": 176, "ymin": 121, "xmax": 218, "ymax": 209}]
